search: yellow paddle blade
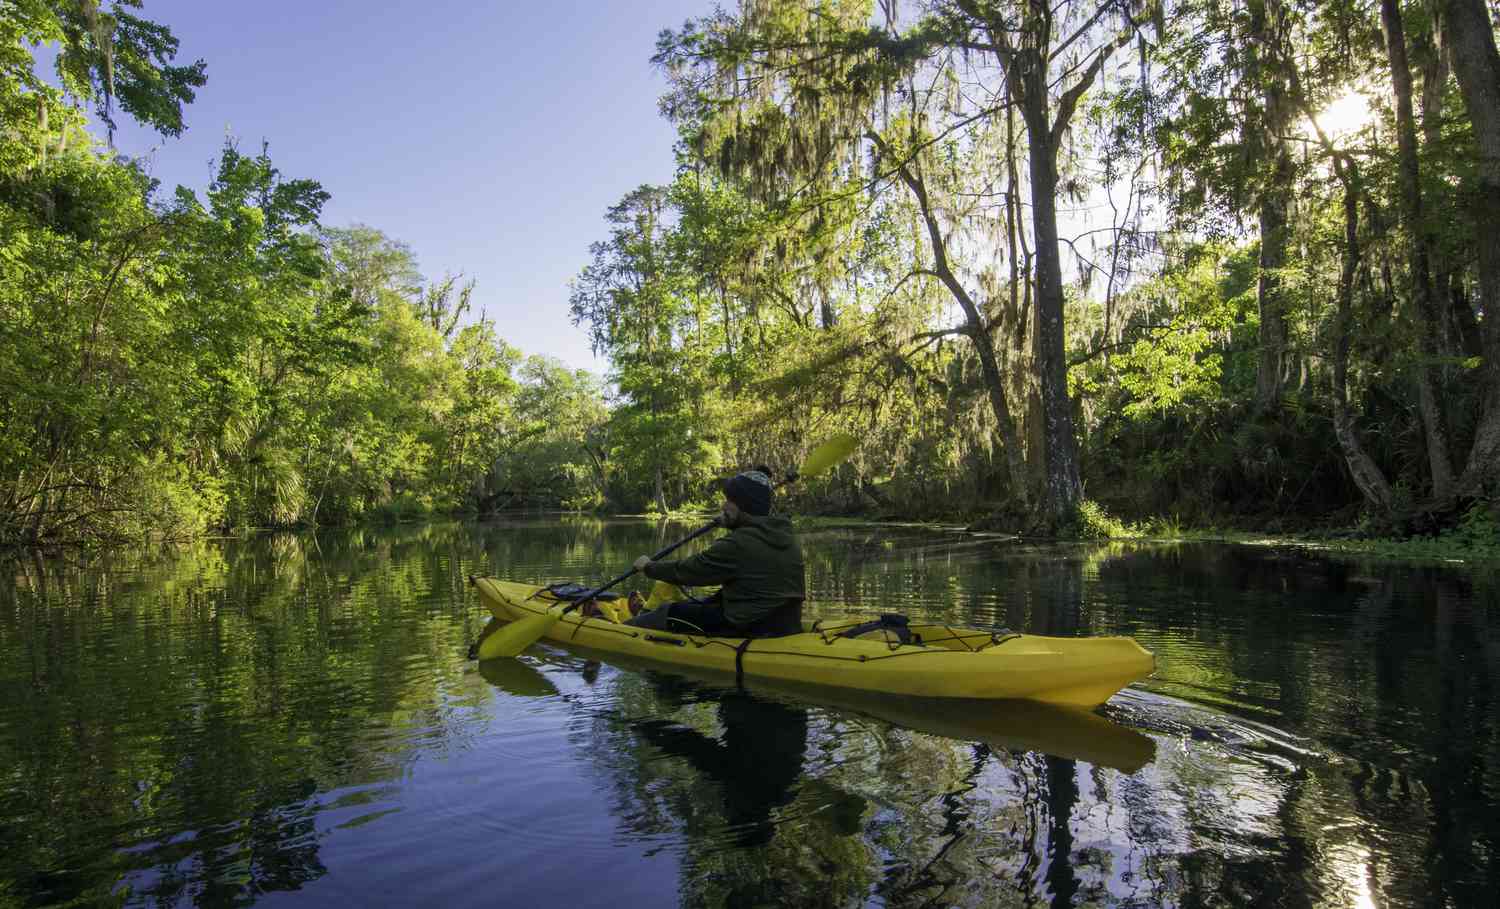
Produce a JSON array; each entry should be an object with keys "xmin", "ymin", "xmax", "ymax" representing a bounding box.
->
[
  {"xmin": 476, "ymin": 605, "xmax": 563, "ymax": 659},
  {"xmin": 799, "ymin": 433, "xmax": 858, "ymax": 478}
]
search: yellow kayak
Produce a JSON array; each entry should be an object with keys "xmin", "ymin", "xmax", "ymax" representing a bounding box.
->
[{"xmin": 471, "ymin": 578, "xmax": 1155, "ymax": 708}]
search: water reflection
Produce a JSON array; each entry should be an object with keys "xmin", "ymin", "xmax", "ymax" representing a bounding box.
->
[
  {"xmin": 634, "ymin": 685, "xmax": 812, "ymax": 847},
  {"xmin": 476, "ymin": 650, "xmax": 560, "ymax": 697},
  {"xmin": 0, "ymin": 521, "xmax": 1495, "ymax": 907},
  {"xmin": 560, "ymin": 661, "xmax": 879, "ymax": 906},
  {"xmin": 481, "ymin": 649, "xmax": 1277, "ymax": 906}
]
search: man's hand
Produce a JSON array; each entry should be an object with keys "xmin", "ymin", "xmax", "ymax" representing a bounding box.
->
[{"xmin": 633, "ymin": 555, "xmax": 654, "ymax": 572}]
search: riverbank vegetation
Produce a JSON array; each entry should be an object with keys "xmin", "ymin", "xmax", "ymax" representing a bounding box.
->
[
  {"xmin": 3, "ymin": 1, "xmax": 1498, "ymax": 547},
  {"xmin": 574, "ymin": 0, "xmax": 1499, "ymax": 543},
  {"xmin": 1, "ymin": 3, "xmax": 609, "ymax": 543}
]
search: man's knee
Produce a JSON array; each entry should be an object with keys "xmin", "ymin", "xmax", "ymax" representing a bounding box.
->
[{"xmin": 624, "ymin": 605, "xmax": 672, "ymax": 630}]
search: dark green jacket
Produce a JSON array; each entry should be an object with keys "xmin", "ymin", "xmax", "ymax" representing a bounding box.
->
[{"xmin": 644, "ymin": 514, "xmax": 805, "ymax": 626}]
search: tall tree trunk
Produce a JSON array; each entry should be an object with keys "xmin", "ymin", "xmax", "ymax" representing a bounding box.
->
[
  {"xmin": 37, "ymin": 97, "xmax": 48, "ymax": 168},
  {"xmin": 1442, "ymin": 0, "xmax": 1500, "ymax": 494},
  {"xmin": 819, "ymin": 284, "xmax": 837, "ymax": 329},
  {"xmin": 1382, "ymin": 0, "xmax": 1458, "ymax": 501},
  {"xmin": 1005, "ymin": 104, "xmax": 1034, "ymax": 455},
  {"xmin": 1331, "ymin": 158, "xmax": 1397, "ymax": 513},
  {"xmin": 987, "ymin": 5, "xmax": 1127, "ymax": 528},
  {"xmin": 719, "ymin": 282, "xmax": 740, "ymax": 393},
  {"xmin": 878, "ymin": 135, "xmax": 1030, "ymax": 506},
  {"xmin": 1419, "ymin": 27, "xmax": 1468, "ymax": 361},
  {"xmin": 1250, "ymin": 0, "xmax": 1293, "ymax": 411},
  {"xmin": 1005, "ymin": 105, "xmax": 1023, "ymax": 351},
  {"xmin": 1023, "ymin": 107, "xmax": 1085, "ymax": 526},
  {"xmin": 1255, "ymin": 184, "xmax": 1292, "ymax": 408}
]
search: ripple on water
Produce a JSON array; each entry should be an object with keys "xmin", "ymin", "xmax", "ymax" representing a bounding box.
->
[{"xmin": 363, "ymin": 662, "xmax": 633, "ymax": 866}]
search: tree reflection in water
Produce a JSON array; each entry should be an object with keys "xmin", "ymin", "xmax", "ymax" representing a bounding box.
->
[
  {"xmin": 2, "ymin": 521, "xmax": 1496, "ymax": 906},
  {"xmin": 542, "ymin": 651, "xmax": 1163, "ymax": 907},
  {"xmin": 516, "ymin": 640, "xmax": 1386, "ymax": 907}
]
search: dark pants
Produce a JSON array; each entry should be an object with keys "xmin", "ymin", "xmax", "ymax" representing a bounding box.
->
[
  {"xmin": 625, "ymin": 597, "xmax": 740, "ymax": 635},
  {"xmin": 625, "ymin": 596, "xmax": 803, "ymax": 637},
  {"xmin": 660, "ymin": 600, "xmax": 738, "ymax": 635}
]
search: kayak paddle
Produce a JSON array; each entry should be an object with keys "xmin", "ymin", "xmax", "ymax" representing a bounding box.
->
[{"xmin": 475, "ymin": 433, "xmax": 856, "ymax": 659}]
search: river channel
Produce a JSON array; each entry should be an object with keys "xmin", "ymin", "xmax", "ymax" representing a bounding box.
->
[{"xmin": 2, "ymin": 518, "xmax": 1495, "ymax": 907}]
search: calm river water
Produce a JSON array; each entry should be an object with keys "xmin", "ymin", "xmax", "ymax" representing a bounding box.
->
[{"xmin": 1, "ymin": 519, "xmax": 1495, "ymax": 907}]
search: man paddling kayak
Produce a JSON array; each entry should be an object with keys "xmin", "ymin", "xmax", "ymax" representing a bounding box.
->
[{"xmin": 624, "ymin": 469, "xmax": 805, "ymax": 637}]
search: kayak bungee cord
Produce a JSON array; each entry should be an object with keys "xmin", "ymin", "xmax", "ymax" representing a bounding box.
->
[{"xmin": 511, "ymin": 586, "xmax": 1024, "ymax": 658}]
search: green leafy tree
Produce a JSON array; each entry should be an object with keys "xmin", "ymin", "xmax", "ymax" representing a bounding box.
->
[
  {"xmin": 656, "ymin": 0, "xmax": 1163, "ymax": 527},
  {"xmin": 571, "ymin": 186, "xmax": 721, "ymax": 512},
  {"xmin": 490, "ymin": 356, "xmax": 610, "ymax": 510}
]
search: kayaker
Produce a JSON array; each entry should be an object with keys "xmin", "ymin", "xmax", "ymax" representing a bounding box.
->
[{"xmin": 624, "ymin": 469, "xmax": 805, "ymax": 637}]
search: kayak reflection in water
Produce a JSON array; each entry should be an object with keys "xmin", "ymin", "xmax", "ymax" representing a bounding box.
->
[{"xmin": 634, "ymin": 683, "xmax": 816, "ymax": 847}]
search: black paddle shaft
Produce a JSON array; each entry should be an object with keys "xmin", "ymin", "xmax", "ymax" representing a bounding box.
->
[{"xmin": 565, "ymin": 519, "xmax": 721, "ymax": 612}]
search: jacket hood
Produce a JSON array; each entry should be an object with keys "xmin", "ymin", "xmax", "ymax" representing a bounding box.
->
[{"xmin": 737, "ymin": 513, "xmax": 795, "ymax": 549}]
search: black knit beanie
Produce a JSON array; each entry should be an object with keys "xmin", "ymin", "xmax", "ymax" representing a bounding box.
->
[{"xmin": 723, "ymin": 470, "xmax": 773, "ymax": 516}]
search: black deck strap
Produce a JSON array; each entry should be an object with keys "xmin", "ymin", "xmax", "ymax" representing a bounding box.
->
[
  {"xmin": 984, "ymin": 631, "xmax": 1022, "ymax": 648},
  {"xmin": 836, "ymin": 613, "xmax": 916, "ymax": 646},
  {"xmin": 644, "ymin": 634, "xmax": 687, "ymax": 646},
  {"xmin": 734, "ymin": 638, "xmax": 754, "ymax": 688},
  {"xmin": 816, "ymin": 618, "xmax": 869, "ymax": 644}
]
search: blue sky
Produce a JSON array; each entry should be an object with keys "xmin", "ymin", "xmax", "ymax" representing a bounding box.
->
[{"xmin": 98, "ymin": 0, "xmax": 709, "ymax": 371}]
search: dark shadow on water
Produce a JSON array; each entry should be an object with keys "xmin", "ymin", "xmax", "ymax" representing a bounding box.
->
[
  {"xmin": 633, "ymin": 684, "xmax": 809, "ymax": 848},
  {"xmin": 476, "ymin": 651, "xmax": 561, "ymax": 697}
]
